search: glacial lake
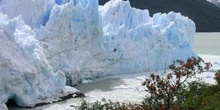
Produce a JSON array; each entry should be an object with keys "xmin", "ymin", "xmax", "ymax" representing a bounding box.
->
[{"xmin": 194, "ymin": 32, "xmax": 220, "ymax": 55}]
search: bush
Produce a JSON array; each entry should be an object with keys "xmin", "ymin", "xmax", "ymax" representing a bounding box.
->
[
  {"xmin": 214, "ymin": 70, "xmax": 220, "ymax": 84},
  {"xmin": 199, "ymin": 70, "xmax": 220, "ymax": 110},
  {"xmin": 179, "ymin": 80, "xmax": 209, "ymax": 109},
  {"xmin": 78, "ymin": 98, "xmax": 151, "ymax": 110},
  {"xmin": 201, "ymin": 92, "xmax": 220, "ymax": 110},
  {"xmin": 142, "ymin": 57, "xmax": 211, "ymax": 110},
  {"xmin": 180, "ymin": 70, "xmax": 220, "ymax": 110}
]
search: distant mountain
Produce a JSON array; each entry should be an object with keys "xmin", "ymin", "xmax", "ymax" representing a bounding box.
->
[
  {"xmin": 207, "ymin": 0, "xmax": 220, "ymax": 7},
  {"xmin": 99, "ymin": 0, "xmax": 220, "ymax": 32}
]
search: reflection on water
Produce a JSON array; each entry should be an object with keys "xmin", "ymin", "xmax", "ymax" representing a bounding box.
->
[{"xmin": 194, "ymin": 32, "xmax": 220, "ymax": 55}]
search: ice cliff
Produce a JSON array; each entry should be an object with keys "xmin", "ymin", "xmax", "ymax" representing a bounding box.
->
[
  {"xmin": 0, "ymin": 0, "xmax": 196, "ymax": 109},
  {"xmin": 100, "ymin": 0, "xmax": 196, "ymax": 74},
  {"xmin": 36, "ymin": 0, "xmax": 105, "ymax": 85},
  {"xmin": 0, "ymin": 0, "xmax": 55, "ymax": 28},
  {"xmin": 0, "ymin": 13, "xmax": 78, "ymax": 109}
]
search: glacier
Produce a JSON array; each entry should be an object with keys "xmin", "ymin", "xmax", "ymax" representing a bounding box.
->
[
  {"xmin": 36, "ymin": 0, "xmax": 105, "ymax": 86},
  {"xmin": 100, "ymin": 0, "xmax": 196, "ymax": 74},
  {"xmin": 0, "ymin": 0, "xmax": 55, "ymax": 28},
  {"xmin": 0, "ymin": 0, "xmax": 196, "ymax": 109},
  {"xmin": 0, "ymin": 13, "xmax": 78, "ymax": 109}
]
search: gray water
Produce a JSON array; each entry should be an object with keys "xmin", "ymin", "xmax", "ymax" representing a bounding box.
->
[{"xmin": 194, "ymin": 32, "xmax": 220, "ymax": 55}]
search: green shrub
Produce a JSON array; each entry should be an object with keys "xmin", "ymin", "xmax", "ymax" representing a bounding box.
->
[
  {"xmin": 180, "ymin": 80, "xmax": 209, "ymax": 109},
  {"xmin": 78, "ymin": 98, "xmax": 151, "ymax": 110},
  {"xmin": 201, "ymin": 92, "xmax": 220, "ymax": 110},
  {"xmin": 180, "ymin": 70, "xmax": 220, "ymax": 110}
]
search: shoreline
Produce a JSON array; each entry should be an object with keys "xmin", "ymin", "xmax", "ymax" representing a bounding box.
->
[{"xmin": 8, "ymin": 54, "xmax": 220, "ymax": 110}]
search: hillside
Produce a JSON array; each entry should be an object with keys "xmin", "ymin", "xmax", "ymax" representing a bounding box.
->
[{"xmin": 99, "ymin": 0, "xmax": 220, "ymax": 32}]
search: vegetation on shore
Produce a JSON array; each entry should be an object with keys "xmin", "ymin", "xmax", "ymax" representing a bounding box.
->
[{"xmin": 78, "ymin": 57, "xmax": 220, "ymax": 110}]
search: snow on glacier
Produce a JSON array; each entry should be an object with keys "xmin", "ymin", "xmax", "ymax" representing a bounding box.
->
[{"xmin": 0, "ymin": 0, "xmax": 197, "ymax": 109}]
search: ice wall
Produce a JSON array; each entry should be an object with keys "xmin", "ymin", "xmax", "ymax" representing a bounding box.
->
[
  {"xmin": 100, "ymin": 0, "xmax": 196, "ymax": 74},
  {"xmin": 0, "ymin": 13, "xmax": 77, "ymax": 108},
  {"xmin": 36, "ymin": 0, "xmax": 105, "ymax": 86},
  {"xmin": 0, "ymin": 0, "xmax": 55, "ymax": 28}
]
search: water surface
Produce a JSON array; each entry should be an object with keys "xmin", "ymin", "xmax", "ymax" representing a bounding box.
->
[{"xmin": 194, "ymin": 32, "xmax": 220, "ymax": 55}]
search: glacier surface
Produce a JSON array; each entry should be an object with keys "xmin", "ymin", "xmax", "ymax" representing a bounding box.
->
[{"xmin": 0, "ymin": 0, "xmax": 196, "ymax": 109}]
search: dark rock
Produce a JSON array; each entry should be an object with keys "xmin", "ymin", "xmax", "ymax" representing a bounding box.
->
[
  {"xmin": 72, "ymin": 92, "xmax": 85, "ymax": 98},
  {"xmin": 11, "ymin": 92, "xmax": 85, "ymax": 108}
]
